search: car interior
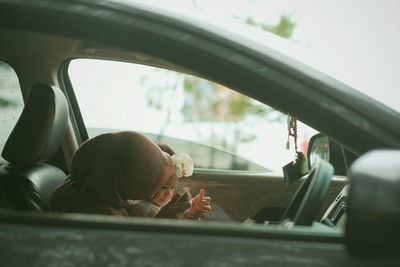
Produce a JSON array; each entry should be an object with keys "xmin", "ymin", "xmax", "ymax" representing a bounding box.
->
[
  {"xmin": 2, "ymin": 2, "xmax": 400, "ymax": 265},
  {"xmin": 0, "ymin": 26, "xmax": 353, "ymax": 231}
]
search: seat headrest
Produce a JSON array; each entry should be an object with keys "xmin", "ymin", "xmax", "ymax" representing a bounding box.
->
[{"xmin": 2, "ymin": 83, "xmax": 69, "ymax": 165}]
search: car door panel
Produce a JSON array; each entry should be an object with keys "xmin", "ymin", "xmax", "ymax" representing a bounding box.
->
[
  {"xmin": 2, "ymin": 212, "xmax": 398, "ymax": 266},
  {"xmin": 179, "ymin": 170, "xmax": 347, "ymax": 222}
]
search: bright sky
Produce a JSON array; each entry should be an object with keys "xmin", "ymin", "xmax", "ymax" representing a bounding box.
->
[{"xmin": 145, "ymin": 0, "xmax": 400, "ymax": 112}]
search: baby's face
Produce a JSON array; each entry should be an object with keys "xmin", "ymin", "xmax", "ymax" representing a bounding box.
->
[
  {"xmin": 149, "ymin": 151, "xmax": 174, "ymax": 197},
  {"xmin": 151, "ymin": 176, "xmax": 179, "ymax": 207}
]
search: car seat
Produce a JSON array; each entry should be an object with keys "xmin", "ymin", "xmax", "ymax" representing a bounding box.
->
[{"xmin": 0, "ymin": 83, "xmax": 68, "ymax": 211}]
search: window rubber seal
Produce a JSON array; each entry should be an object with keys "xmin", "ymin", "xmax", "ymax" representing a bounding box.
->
[{"xmin": 58, "ymin": 59, "xmax": 89, "ymax": 145}]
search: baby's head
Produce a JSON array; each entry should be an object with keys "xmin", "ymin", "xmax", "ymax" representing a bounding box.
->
[
  {"xmin": 154, "ymin": 140, "xmax": 176, "ymax": 157},
  {"xmin": 151, "ymin": 141, "xmax": 194, "ymax": 207},
  {"xmin": 151, "ymin": 175, "xmax": 179, "ymax": 207},
  {"xmin": 69, "ymin": 131, "xmax": 174, "ymax": 206}
]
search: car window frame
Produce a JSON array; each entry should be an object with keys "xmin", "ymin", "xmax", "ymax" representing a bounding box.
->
[{"xmin": 62, "ymin": 57, "xmax": 302, "ymax": 173}]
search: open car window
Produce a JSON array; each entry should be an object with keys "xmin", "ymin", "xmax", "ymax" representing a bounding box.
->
[
  {"xmin": 68, "ymin": 59, "xmax": 317, "ymax": 173},
  {"xmin": 0, "ymin": 61, "xmax": 24, "ymax": 163}
]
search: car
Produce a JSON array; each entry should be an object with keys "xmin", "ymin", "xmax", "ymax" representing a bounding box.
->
[{"xmin": 0, "ymin": 0, "xmax": 400, "ymax": 266}]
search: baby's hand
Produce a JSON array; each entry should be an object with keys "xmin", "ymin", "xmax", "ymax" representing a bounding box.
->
[
  {"xmin": 186, "ymin": 189, "xmax": 211, "ymax": 219},
  {"xmin": 156, "ymin": 188, "xmax": 192, "ymax": 219}
]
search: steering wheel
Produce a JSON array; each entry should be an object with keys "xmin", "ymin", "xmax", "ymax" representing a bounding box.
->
[{"xmin": 281, "ymin": 160, "xmax": 334, "ymax": 226}]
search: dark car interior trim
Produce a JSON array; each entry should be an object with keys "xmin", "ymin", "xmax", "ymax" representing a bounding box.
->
[{"xmin": 58, "ymin": 60, "xmax": 87, "ymax": 145}]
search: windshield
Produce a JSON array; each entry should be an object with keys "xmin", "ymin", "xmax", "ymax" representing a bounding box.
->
[{"xmin": 143, "ymin": 0, "xmax": 400, "ymax": 112}]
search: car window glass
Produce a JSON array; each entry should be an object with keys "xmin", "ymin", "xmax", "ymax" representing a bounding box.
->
[
  {"xmin": 0, "ymin": 61, "xmax": 24, "ymax": 163},
  {"xmin": 68, "ymin": 59, "xmax": 317, "ymax": 172}
]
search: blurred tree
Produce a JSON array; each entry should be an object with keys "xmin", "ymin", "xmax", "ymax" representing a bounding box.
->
[
  {"xmin": 143, "ymin": 11, "xmax": 296, "ymax": 169},
  {"xmin": 182, "ymin": 77, "xmax": 272, "ymax": 123},
  {"xmin": 0, "ymin": 98, "xmax": 15, "ymax": 107},
  {"xmin": 181, "ymin": 76, "xmax": 276, "ymax": 168},
  {"xmin": 0, "ymin": 62, "xmax": 17, "ymax": 108},
  {"xmin": 141, "ymin": 69, "xmax": 183, "ymax": 139},
  {"xmin": 245, "ymin": 15, "xmax": 296, "ymax": 39},
  {"xmin": 178, "ymin": 15, "xmax": 296, "ymax": 166}
]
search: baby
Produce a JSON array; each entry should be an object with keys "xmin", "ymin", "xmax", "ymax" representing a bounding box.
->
[
  {"xmin": 129, "ymin": 142, "xmax": 211, "ymax": 220},
  {"xmin": 51, "ymin": 131, "xmax": 174, "ymax": 217}
]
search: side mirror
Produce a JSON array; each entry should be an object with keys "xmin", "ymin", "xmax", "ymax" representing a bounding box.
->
[
  {"xmin": 307, "ymin": 134, "xmax": 329, "ymax": 169},
  {"xmin": 307, "ymin": 134, "xmax": 354, "ymax": 176},
  {"xmin": 345, "ymin": 150, "xmax": 400, "ymax": 255}
]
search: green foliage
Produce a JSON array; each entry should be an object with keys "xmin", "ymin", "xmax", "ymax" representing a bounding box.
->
[
  {"xmin": 0, "ymin": 62, "xmax": 17, "ymax": 108},
  {"xmin": 181, "ymin": 76, "xmax": 275, "ymax": 124},
  {"xmin": 0, "ymin": 98, "xmax": 16, "ymax": 107},
  {"xmin": 271, "ymin": 15, "xmax": 296, "ymax": 39},
  {"xmin": 245, "ymin": 15, "xmax": 296, "ymax": 39}
]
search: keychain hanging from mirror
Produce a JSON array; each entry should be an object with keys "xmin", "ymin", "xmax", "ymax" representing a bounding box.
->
[
  {"xmin": 286, "ymin": 115, "xmax": 298, "ymax": 152},
  {"xmin": 282, "ymin": 115, "xmax": 308, "ymax": 186},
  {"xmin": 286, "ymin": 115, "xmax": 307, "ymax": 166}
]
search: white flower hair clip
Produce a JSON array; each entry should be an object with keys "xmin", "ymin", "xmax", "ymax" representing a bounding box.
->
[{"xmin": 171, "ymin": 153, "xmax": 194, "ymax": 178}]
